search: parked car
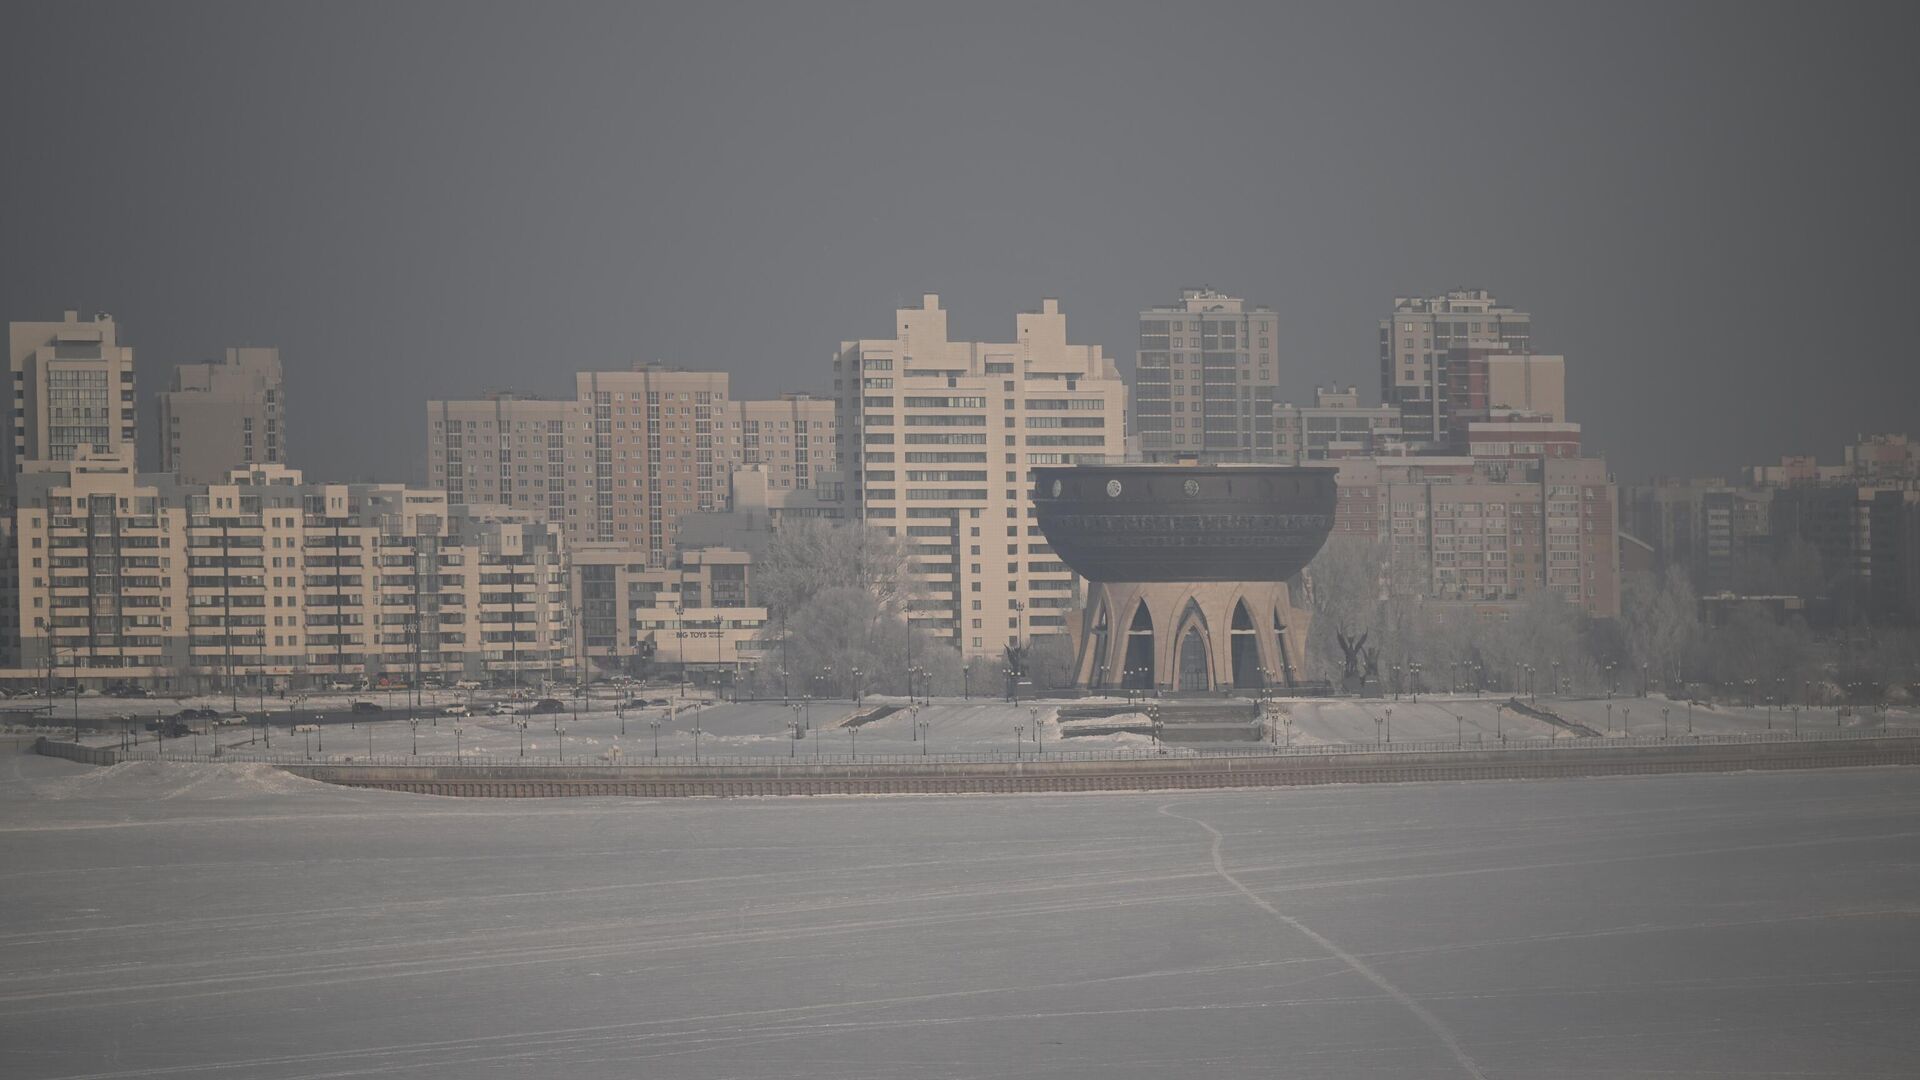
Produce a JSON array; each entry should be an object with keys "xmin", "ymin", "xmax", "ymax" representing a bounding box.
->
[
  {"xmin": 350, "ymin": 701, "xmax": 382, "ymax": 715},
  {"xmin": 517, "ymin": 698, "xmax": 566, "ymax": 716},
  {"xmin": 174, "ymin": 706, "xmax": 220, "ymax": 721},
  {"xmin": 442, "ymin": 704, "xmax": 470, "ymax": 717},
  {"xmin": 452, "ymin": 680, "xmax": 482, "ymax": 691}
]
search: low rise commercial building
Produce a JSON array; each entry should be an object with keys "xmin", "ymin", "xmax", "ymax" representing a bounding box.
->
[{"xmin": 1273, "ymin": 386, "xmax": 1403, "ymax": 462}]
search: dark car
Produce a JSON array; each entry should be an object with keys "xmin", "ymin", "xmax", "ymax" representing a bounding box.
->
[
  {"xmin": 517, "ymin": 698, "xmax": 566, "ymax": 716},
  {"xmin": 174, "ymin": 706, "xmax": 220, "ymax": 721},
  {"xmin": 350, "ymin": 701, "xmax": 383, "ymax": 714}
]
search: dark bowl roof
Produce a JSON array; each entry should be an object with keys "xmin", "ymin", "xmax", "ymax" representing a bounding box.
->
[{"xmin": 1031, "ymin": 464, "xmax": 1338, "ymax": 582}]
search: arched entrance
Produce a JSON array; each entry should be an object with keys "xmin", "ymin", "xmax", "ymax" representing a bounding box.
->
[
  {"xmin": 1121, "ymin": 603, "xmax": 1154, "ymax": 689},
  {"xmin": 1176, "ymin": 626, "xmax": 1211, "ymax": 691},
  {"xmin": 1230, "ymin": 601, "xmax": 1261, "ymax": 688}
]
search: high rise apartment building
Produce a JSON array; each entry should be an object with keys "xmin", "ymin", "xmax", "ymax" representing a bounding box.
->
[
  {"xmin": 1380, "ymin": 290, "xmax": 1532, "ymax": 444},
  {"xmin": 6, "ymin": 311, "xmax": 137, "ymax": 492},
  {"xmin": 3, "ymin": 448, "xmax": 570, "ymax": 688},
  {"xmin": 1332, "ymin": 455, "xmax": 1620, "ymax": 617},
  {"xmin": 158, "ymin": 346, "xmax": 286, "ymax": 483},
  {"xmin": 426, "ymin": 371, "xmax": 835, "ymax": 564},
  {"xmin": 426, "ymin": 393, "xmax": 593, "ymax": 538},
  {"xmin": 1135, "ymin": 288, "xmax": 1279, "ymax": 459},
  {"xmin": 834, "ymin": 295, "xmax": 1126, "ymax": 657}
]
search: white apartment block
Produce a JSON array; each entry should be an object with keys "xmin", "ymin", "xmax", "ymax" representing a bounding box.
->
[
  {"xmin": 834, "ymin": 295, "xmax": 1127, "ymax": 658},
  {"xmin": 1135, "ymin": 287, "xmax": 1281, "ymax": 459},
  {"xmin": 4, "ymin": 448, "xmax": 571, "ymax": 690},
  {"xmin": 7, "ymin": 311, "xmax": 138, "ymax": 493}
]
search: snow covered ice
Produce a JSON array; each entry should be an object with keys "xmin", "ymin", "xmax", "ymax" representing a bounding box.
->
[{"xmin": 3, "ymin": 746, "xmax": 1919, "ymax": 1078}]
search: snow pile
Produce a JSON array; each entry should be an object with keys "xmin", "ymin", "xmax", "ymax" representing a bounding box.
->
[{"xmin": 27, "ymin": 760, "xmax": 337, "ymax": 801}]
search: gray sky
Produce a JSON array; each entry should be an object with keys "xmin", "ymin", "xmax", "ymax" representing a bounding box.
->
[{"xmin": 4, "ymin": 0, "xmax": 1915, "ymax": 483}]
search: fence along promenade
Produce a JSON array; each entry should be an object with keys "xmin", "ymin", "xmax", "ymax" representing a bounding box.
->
[{"xmin": 34, "ymin": 729, "xmax": 1920, "ymax": 797}]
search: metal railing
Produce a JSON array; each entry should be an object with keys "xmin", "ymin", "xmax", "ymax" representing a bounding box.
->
[{"xmin": 48, "ymin": 725, "xmax": 1920, "ymax": 771}]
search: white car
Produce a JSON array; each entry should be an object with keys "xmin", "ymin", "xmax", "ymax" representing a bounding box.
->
[{"xmin": 442, "ymin": 704, "xmax": 471, "ymax": 717}]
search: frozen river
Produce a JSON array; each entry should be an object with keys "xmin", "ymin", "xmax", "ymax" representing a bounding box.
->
[{"xmin": 3, "ymin": 751, "xmax": 1918, "ymax": 1078}]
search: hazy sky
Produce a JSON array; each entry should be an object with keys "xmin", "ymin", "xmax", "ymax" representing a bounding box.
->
[{"xmin": 4, "ymin": 1, "xmax": 1916, "ymax": 483}]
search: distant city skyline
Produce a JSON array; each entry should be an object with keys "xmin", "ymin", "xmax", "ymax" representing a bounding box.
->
[{"xmin": 5, "ymin": 1, "xmax": 1916, "ymax": 484}]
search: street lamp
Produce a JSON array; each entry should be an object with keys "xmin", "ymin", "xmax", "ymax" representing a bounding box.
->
[
  {"xmin": 917, "ymin": 713, "xmax": 932, "ymax": 754},
  {"xmin": 674, "ymin": 603, "xmax": 688, "ymax": 698},
  {"xmin": 1374, "ymin": 715, "xmax": 1384, "ymax": 746},
  {"xmin": 1030, "ymin": 706, "xmax": 1042, "ymax": 754},
  {"xmin": 787, "ymin": 719, "xmax": 801, "ymax": 757},
  {"xmin": 1662, "ymin": 706, "xmax": 1670, "ymax": 739},
  {"xmin": 1384, "ymin": 706, "xmax": 1393, "ymax": 744},
  {"xmin": 692, "ymin": 717, "xmax": 702, "ymax": 762},
  {"xmin": 1013, "ymin": 724, "xmax": 1024, "ymax": 758},
  {"xmin": 410, "ymin": 718, "xmax": 420, "ymax": 756},
  {"xmin": 453, "ymin": 724, "xmax": 464, "ymax": 760},
  {"xmin": 850, "ymin": 667, "xmax": 864, "ymax": 707},
  {"xmin": 650, "ymin": 717, "xmax": 661, "ymax": 758}
]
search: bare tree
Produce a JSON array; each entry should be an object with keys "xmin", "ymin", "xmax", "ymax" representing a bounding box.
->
[
  {"xmin": 1622, "ymin": 564, "xmax": 1701, "ymax": 690},
  {"xmin": 755, "ymin": 519, "xmax": 918, "ymax": 619}
]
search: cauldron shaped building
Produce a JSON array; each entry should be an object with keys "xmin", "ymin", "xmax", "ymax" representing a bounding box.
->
[{"xmin": 1030, "ymin": 464, "xmax": 1337, "ymax": 692}]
